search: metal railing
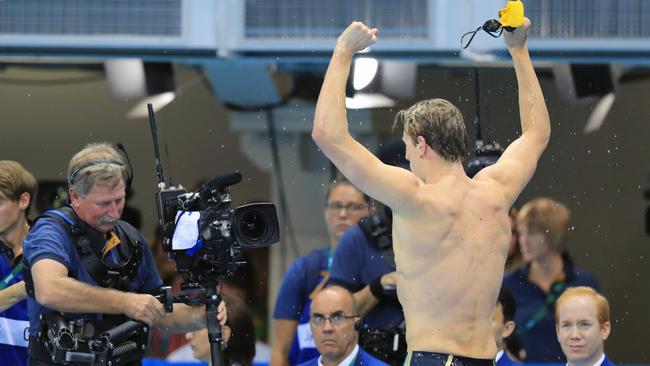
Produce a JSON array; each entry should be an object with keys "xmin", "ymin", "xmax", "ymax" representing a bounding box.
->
[
  {"xmin": 0, "ymin": 0, "xmax": 181, "ymax": 36},
  {"xmin": 526, "ymin": 0, "xmax": 650, "ymax": 39}
]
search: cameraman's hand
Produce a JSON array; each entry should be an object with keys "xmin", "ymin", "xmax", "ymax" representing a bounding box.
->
[
  {"xmin": 504, "ymin": 18, "xmax": 531, "ymax": 49},
  {"xmin": 217, "ymin": 299, "xmax": 227, "ymax": 327},
  {"xmin": 336, "ymin": 21, "xmax": 378, "ymax": 56},
  {"xmin": 122, "ymin": 293, "xmax": 166, "ymax": 326}
]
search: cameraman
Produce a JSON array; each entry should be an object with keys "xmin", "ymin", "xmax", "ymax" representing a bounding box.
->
[
  {"xmin": 22, "ymin": 142, "xmax": 227, "ymax": 366},
  {"xmin": 328, "ymin": 139, "xmax": 407, "ymax": 365}
]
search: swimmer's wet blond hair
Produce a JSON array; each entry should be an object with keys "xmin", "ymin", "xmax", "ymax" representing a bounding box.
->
[{"xmin": 393, "ymin": 98, "xmax": 469, "ymax": 162}]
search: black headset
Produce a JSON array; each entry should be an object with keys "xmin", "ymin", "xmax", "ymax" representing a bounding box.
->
[{"xmin": 67, "ymin": 143, "xmax": 134, "ymax": 190}]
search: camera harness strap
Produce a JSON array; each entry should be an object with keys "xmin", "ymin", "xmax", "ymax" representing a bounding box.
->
[
  {"xmin": 0, "ymin": 237, "xmax": 25, "ymax": 289},
  {"xmin": 24, "ymin": 206, "xmax": 142, "ymax": 298},
  {"xmin": 0, "ymin": 263, "xmax": 22, "ymax": 290}
]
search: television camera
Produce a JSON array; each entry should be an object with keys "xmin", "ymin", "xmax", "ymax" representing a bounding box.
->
[{"xmin": 148, "ymin": 104, "xmax": 280, "ymax": 366}]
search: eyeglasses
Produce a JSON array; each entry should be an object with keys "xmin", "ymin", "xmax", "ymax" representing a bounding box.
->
[
  {"xmin": 325, "ymin": 202, "xmax": 367, "ymax": 212},
  {"xmin": 310, "ymin": 311, "xmax": 359, "ymax": 327}
]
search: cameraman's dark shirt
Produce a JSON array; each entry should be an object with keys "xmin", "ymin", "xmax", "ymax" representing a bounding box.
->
[
  {"xmin": 23, "ymin": 217, "xmax": 163, "ymax": 338},
  {"xmin": 329, "ymin": 225, "xmax": 404, "ymax": 329}
]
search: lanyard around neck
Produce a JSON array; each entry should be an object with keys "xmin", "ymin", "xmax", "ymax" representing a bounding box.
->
[{"xmin": 0, "ymin": 262, "xmax": 23, "ymax": 290}]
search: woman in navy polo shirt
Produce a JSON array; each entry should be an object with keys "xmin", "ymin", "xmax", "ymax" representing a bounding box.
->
[{"xmin": 503, "ymin": 197, "xmax": 600, "ymax": 362}]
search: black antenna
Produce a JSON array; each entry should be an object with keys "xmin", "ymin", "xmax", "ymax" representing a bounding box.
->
[
  {"xmin": 148, "ymin": 103, "xmax": 166, "ymax": 187},
  {"xmin": 148, "ymin": 103, "xmax": 169, "ymax": 235},
  {"xmin": 473, "ymin": 68, "xmax": 483, "ymax": 142},
  {"xmin": 465, "ymin": 68, "xmax": 504, "ymax": 178},
  {"xmin": 164, "ymin": 142, "xmax": 173, "ymax": 187}
]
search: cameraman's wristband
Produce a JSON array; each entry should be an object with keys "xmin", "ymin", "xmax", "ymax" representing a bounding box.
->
[{"xmin": 369, "ymin": 277, "xmax": 385, "ymax": 300}]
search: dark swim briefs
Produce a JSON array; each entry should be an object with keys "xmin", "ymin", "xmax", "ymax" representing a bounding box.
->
[{"xmin": 404, "ymin": 351, "xmax": 494, "ymax": 366}]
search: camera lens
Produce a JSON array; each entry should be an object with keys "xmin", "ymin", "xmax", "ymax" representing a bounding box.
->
[
  {"xmin": 239, "ymin": 211, "xmax": 268, "ymax": 241},
  {"xmin": 234, "ymin": 203, "xmax": 279, "ymax": 247}
]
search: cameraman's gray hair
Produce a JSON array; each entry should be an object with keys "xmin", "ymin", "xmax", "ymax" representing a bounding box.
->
[{"xmin": 67, "ymin": 142, "xmax": 128, "ymax": 197}]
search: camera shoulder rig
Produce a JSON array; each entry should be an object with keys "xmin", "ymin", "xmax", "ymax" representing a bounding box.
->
[
  {"xmin": 32, "ymin": 312, "xmax": 149, "ymax": 366},
  {"xmin": 358, "ymin": 209, "xmax": 395, "ymax": 270}
]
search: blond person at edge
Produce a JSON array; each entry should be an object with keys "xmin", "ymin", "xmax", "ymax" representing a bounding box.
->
[
  {"xmin": 0, "ymin": 161, "xmax": 35, "ymax": 312},
  {"xmin": 311, "ymin": 19, "xmax": 550, "ymax": 362},
  {"xmin": 0, "ymin": 160, "xmax": 38, "ymax": 366}
]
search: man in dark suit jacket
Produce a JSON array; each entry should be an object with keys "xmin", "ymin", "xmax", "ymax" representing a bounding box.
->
[
  {"xmin": 556, "ymin": 287, "xmax": 615, "ymax": 366},
  {"xmin": 298, "ymin": 286, "xmax": 387, "ymax": 366}
]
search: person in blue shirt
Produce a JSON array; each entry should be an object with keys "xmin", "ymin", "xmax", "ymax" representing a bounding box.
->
[
  {"xmin": 556, "ymin": 287, "xmax": 615, "ymax": 366},
  {"xmin": 492, "ymin": 287, "xmax": 521, "ymax": 366},
  {"xmin": 22, "ymin": 143, "xmax": 227, "ymax": 366},
  {"xmin": 328, "ymin": 139, "xmax": 408, "ymax": 365},
  {"xmin": 503, "ymin": 197, "xmax": 600, "ymax": 362},
  {"xmin": 298, "ymin": 286, "xmax": 387, "ymax": 366},
  {"xmin": 272, "ymin": 176, "xmax": 371, "ymax": 366},
  {"xmin": 0, "ymin": 160, "xmax": 37, "ymax": 366},
  {"xmin": 328, "ymin": 139, "xmax": 405, "ymax": 330},
  {"xmin": 328, "ymin": 221, "xmax": 403, "ymax": 332}
]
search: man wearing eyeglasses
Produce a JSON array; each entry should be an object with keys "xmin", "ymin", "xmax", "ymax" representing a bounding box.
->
[
  {"xmin": 299, "ymin": 286, "xmax": 387, "ymax": 366},
  {"xmin": 272, "ymin": 176, "xmax": 372, "ymax": 366}
]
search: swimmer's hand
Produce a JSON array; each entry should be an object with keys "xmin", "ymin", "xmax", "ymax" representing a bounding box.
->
[
  {"xmin": 504, "ymin": 17, "xmax": 531, "ymax": 49},
  {"xmin": 336, "ymin": 21, "xmax": 378, "ymax": 55}
]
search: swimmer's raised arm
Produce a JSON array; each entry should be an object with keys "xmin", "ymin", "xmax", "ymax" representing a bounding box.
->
[
  {"xmin": 312, "ymin": 22, "xmax": 421, "ymax": 212},
  {"xmin": 474, "ymin": 18, "xmax": 550, "ymax": 207}
]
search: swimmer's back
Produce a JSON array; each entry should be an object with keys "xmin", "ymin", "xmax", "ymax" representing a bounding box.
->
[{"xmin": 392, "ymin": 174, "xmax": 510, "ymax": 359}]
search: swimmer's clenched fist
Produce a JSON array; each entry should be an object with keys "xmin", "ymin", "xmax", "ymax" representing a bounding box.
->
[
  {"xmin": 504, "ymin": 17, "xmax": 531, "ymax": 49},
  {"xmin": 336, "ymin": 21, "xmax": 378, "ymax": 55}
]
